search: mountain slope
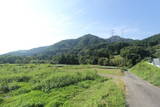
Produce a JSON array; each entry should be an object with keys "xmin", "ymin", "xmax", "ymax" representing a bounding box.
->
[
  {"xmin": 140, "ymin": 33, "xmax": 160, "ymax": 46},
  {"xmin": 3, "ymin": 34, "xmax": 133, "ymax": 57},
  {"xmin": 5, "ymin": 46, "xmax": 48, "ymax": 56}
]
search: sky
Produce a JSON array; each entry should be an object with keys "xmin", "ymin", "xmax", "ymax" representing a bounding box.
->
[{"xmin": 0, "ymin": 0, "xmax": 160, "ymax": 54}]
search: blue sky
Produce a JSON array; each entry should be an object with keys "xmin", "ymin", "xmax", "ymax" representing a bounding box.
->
[{"xmin": 0, "ymin": 0, "xmax": 160, "ymax": 53}]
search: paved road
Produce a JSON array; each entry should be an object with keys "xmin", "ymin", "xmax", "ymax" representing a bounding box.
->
[{"xmin": 125, "ymin": 72, "xmax": 160, "ymax": 107}]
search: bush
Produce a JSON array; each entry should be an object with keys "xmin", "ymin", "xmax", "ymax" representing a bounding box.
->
[
  {"xmin": 9, "ymin": 84, "xmax": 20, "ymax": 91},
  {"xmin": 98, "ymin": 58, "xmax": 109, "ymax": 66},
  {"xmin": 0, "ymin": 82, "xmax": 9, "ymax": 93},
  {"xmin": 16, "ymin": 76, "xmax": 30, "ymax": 82},
  {"xmin": 0, "ymin": 98, "xmax": 3, "ymax": 103}
]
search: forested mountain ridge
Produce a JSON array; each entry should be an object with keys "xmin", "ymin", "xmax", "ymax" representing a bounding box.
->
[
  {"xmin": 1, "ymin": 33, "xmax": 160, "ymax": 67},
  {"xmin": 3, "ymin": 34, "xmax": 133, "ymax": 56},
  {"xmin": 5, "ymin": 46, "xmax": 48, "ymax": 56},
  {"xmin": 138, "ymin": 33, "xmax": 160, "ymax": 46}
]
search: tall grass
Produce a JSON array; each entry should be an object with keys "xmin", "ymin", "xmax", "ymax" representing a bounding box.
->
[
  {"xmin": 0, "ymin": 64, "xmax": 125, "ymax": 107},
  {"xmin": 63, "ymin": 80, "xmax": 125, "ymax": 107},
  {"xmin": 131, "ymin": 61, "xmax": 160, "ymax": 86},
  {"xmin": 33, "ymin": 71, "xmax": 98, "ymax": 92}
]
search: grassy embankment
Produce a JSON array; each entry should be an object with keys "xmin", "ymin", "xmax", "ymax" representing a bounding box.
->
[
  {"xmin": 0, "ymin": 64, "xmax": 125, "ymax": 107},
  {"xmin": 131, "ymin": 61, "xmax": 160, "ymax": 86}
]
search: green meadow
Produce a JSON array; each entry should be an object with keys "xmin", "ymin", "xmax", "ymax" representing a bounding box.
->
[{"xmin": 0, "ymin": 64, "xmax": 125, "ymax": 107}]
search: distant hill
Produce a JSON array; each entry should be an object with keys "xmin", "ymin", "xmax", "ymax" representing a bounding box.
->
[
  {"xmin": 5, "ymin": 46, "xmax": 48, "ymax": 56},
  {"xmin": 1, "ymin": 33, "xmax": 160, "ymax": 66},
  {"xmin": 4, "ymin": 34, "xmax": 133, "ymax": 57},
  {"xmin": 140, "ymin": 33, "xmax": 160, "ymax": 46}
]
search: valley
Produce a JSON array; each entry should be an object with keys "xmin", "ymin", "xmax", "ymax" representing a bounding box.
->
[
  {"xmin": 1, "ymin": 0, "xmax": 160, "ymax": 106},
  {"xmin": 0, "ymin": 33, "xmax": 160, "ymax": 107}
]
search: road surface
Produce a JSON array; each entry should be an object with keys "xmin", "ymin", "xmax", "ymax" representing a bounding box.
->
[{"xmin": 125, "ymin": 72, "xmax": 160, "ymax": 107}]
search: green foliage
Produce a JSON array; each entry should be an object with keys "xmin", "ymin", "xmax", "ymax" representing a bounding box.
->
[
  {"xmin": 33, "ymin": 71, "xmax": 98, "ymax": 92},
  {"xmin": 52, "ymin": 54, "xmax": 79, "ymax": 64},
  {"xmin": 0, "ymin": 64, "xmax": 125, "ymax": 107},
  {"xmin": 0, "ymin": 82, "xmax": 9, "ymax": 93},
  {"xmin": 131, "ymin": 61, "xmax": 160, "ymax": 86},
  {"xmin": 0, "ymin": 97, "xmax": 3, "ymax": 104},
  {"xmin": 109, "ymin": 56, "xmax": 125, "ymax": 67},
  {"xmin": 1, "ymin": 34, "xmax": 160, "ymax": 67},
  {"xmin": 0, "ymin": 35, "xmax": 132, "ymax": 66},
  {"xmin": 152, "ymin": 45, "xmax": 160, "ymax": 57},
  {"xmin": 98, "ymin": 58, "xmax": 109, "ymax": 66},
  {"xmin": 137, "ymin": 33, "xmax": 160, "ymax": 47},
  {"xmin": 120, "ymin": 46, "xmax": 151, "ymax": 66},
  {"xmin": 63, "ymin": 80, "xmax": 125, "ymax": 107}
]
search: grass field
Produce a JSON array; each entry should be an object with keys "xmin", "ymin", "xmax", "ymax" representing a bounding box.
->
[
  {"xmin": 0, "ymin": 64, "xmax": 125, "ymax": 107},
  {"xmin": 131, "ymin": 61, "xmax": 160, "ymax": 86}
]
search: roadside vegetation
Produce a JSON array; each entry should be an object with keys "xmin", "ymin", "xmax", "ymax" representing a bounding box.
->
[
  {"xmin": 0, "ymin": 64, "xmax": 125, "ymax": 107},
  {"xmin": 131, "ymin": 61, "xmax": 160, "ymax": 86}
]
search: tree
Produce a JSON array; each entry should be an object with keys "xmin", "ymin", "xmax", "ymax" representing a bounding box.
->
[
  {"xmin": 52, "ymin": 54, "xmax": 79, "ymax": 65},
  {"xmin": 120, "ymin": 46, "xmax": 151, "ymax": 66},
  {"xmin": 98, "ymin": 58, "xmax": 109, "ymax": 66}
]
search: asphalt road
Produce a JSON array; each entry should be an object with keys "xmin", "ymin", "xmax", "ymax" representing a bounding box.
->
[{"xmin": 125, "ymin": 72, "xmax": 160, "ymax": 107}]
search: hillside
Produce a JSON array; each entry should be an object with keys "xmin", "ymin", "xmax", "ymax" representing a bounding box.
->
[
  {"xmin": 136, "ymin": 33, "xmax": 160, "ymax": 46},
  {"xmin": 5, "ymin": 46, "xmax": 48, "ymax": 56},
  {"xmin": 1, "ymin": 33, "xmax": 160, "ymax": 66},
  {"xmin": 4, "ymin": 34, "xmax": 132, "ymax": 57}
]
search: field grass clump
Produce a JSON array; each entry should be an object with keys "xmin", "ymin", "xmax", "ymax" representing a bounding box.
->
[
  {"xmin": 33, "ymin": 71, "xmax": 98, "ymax": 92},
  {"xmin": 0, "ymin": 97, "xmax": 3, "ymax": 104},
  {"xmin": 2, "ymin": 91, "xmax": 47, "ymax": 107},
  {"xmin": 131, "ymin": 61, "xmax": 160, "ymax": 86},
  {"xmin": 63, "ymin": 80, "xmax": 125, "ymax": 107},
  {"xmin": 0, "ymin": 64, "xmax": 125, "ymax": 107}
]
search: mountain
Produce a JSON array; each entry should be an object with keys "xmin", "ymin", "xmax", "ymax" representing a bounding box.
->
[
  {"xmin": 5, "ymin": 46, "xmax": 48, "ymax": 56},
  {"xmin": 1, "ymin": 33, "xmax": 160, "ymax": 66},
  {"xmin": 140, "ymin": 33, "xmax": 160, "ymax": 46},
  {"xmin": 106, "ymin": 35, "xmax": 133, "ymax": 43},
  {"xmin": 3, "ymin": 34, "xmax": 133, "ymax": 57},
  {"xmin": 47, "ymin": 34, "xmax": 106, "ymax": 50}
]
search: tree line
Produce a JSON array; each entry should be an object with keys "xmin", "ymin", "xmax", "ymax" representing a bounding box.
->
[{"xmin": 0, "ymin": 40, "xmax": 155, "ymax": 67}]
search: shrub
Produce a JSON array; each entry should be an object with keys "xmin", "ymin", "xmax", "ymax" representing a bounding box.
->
[
  {"xmin": 0, "ymin": 98, "xmax": 3, "ymax": 103},
  {"xmin": 0, "ymin": 82, "xmax": 9, "ymax": 93},
  {"xmin": 9, "ymin": 84, "xmax": 20, "ymax": 91}
]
